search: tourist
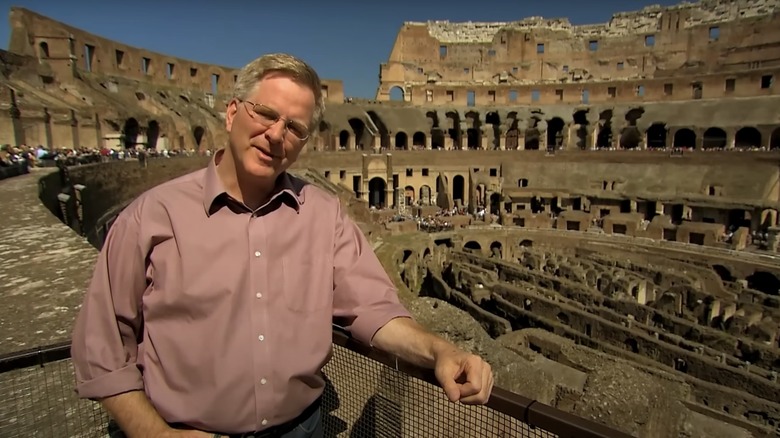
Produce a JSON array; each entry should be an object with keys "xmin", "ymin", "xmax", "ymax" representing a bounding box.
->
[{"xmin": 70, "ymin": 53, "xmax": 494, "ymax": 438}]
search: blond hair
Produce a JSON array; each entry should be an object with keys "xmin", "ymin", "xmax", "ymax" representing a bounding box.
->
[{"xmin": 232, "ymin": 53, "xmax": 325, "ymax": 129}]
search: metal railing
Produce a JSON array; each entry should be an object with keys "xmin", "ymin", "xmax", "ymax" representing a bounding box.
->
[{"xmin": 0, "ymin": 326, "xmax": 633, "ymax": 438}]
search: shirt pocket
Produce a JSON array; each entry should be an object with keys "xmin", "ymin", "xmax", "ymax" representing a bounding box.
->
[{"xmin": 282, "ymin": 256, "xmax": 332, "ymax": 312}]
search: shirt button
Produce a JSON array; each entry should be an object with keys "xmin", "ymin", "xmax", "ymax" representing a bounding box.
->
[
  {"xmin": 256, "ymin": 292, "xmax": 263, "ymax": 298},
  {"xmin": 258, "ymin": 334, "xmax": 264, "ymax": 341},
  {"xmin": 254, "ymin": 251, "xmax": 262, "ymax": 257},
  {"xmin": 260, "ymin": 378, "xmax": 267, "ymax": 385},
  {"xmin": 261, "ymin": 419, "xmax": 268, "ymax": 426}
]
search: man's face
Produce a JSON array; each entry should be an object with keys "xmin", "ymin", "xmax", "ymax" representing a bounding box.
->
[{"xmin": 225, "ymin": 73, "xmax": 315, "ymax": 181}]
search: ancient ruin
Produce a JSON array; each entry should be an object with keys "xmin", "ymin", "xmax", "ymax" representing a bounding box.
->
[{"xmin": 1, "ymin": 1, "xmax": 780, "ymax": 437}]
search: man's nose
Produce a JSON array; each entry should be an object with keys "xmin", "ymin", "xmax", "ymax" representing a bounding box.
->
[{"xmin": 264, "ymin": 120, "xmax": 286, "ymax": 143}]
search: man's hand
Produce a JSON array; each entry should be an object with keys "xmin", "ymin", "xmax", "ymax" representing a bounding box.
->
[{"xmin": 433, "ymin": 347, "xmax": 494, "ymax": 405}]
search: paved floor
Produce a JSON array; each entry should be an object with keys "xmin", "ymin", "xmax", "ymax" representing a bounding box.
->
[{"xmin": 0, "ymin": 170, "xmax": 97, "ymax": 354}]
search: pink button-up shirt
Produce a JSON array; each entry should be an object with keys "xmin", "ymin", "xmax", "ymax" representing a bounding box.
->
[{"xmin": 70, "ymin": 154, "xmax": 411, "ymax": 433}]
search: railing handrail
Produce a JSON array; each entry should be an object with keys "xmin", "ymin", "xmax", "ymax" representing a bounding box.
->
[{"xmin": 0, "ymin": 327, "xmax": 634, "ymax": 438}]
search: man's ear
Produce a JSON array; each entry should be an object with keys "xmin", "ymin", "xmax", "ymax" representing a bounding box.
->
[{"xmin": 225, "ymin": 99, "xmax": 238, "ymax": 133}]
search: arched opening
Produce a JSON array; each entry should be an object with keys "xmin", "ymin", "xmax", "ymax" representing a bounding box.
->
[
  {"xmin": 547, "ymin": 117, "xmax": 565, "ymax": 149},
  {"xmin": 625, "ymin": 338, "xmax": 639, "ymax": 354},
  {"xmin": 453, "ymin": 175, "xmax": 465, "ymax": 206},
  {"xmin": 464, "ymin": 241, "xmax": 482, "ymax": 252},
  {"xmin": 673, "ymin": 128, "xmax": 696, "ymax": 148},
  {"xmin": 404, "ymin": 185, "xmax": 415, "ymax": 205},
  {"xmin": 445, "ymin": 111, "xmax": 461, "ymax": 149},
  {"xmin": 147, "ymin": 120, "xmax": 160, "ymax": 149},
  {"xmin": 486, "ymin": 111, "xmax": 501, "ymax": 150},
  {"xmin": 490, "ymin": 192, "xmax": 501, "ymax": 215},
  {"xmin": 419, "ymin": 185, "xmax": 432, "ymax": 206},
  {"xmin": 123, "ymin": 118, "xmax": 140, "ymax": 148},
  {"xmin": 746, "ymin": 271, "xmax": 780, "ymax": 296},
  {"xmin": 557, "ymin": 312, "xmax": 570, "ymax": 325},
  {"xmin": 426, "ymin": 111, "xmax": 439, "ymax": 129},
  {"xmin": 402, "ymin": 249, "xmax": 413, "ymax": 263},
  {"xmin": 712, "ymin": 265, "xmax": 735, "ymax": 282},
  {"xmin": 412, "ymin": 131, "xmax": 426, "ymax": 148},
  {"xmin": 734, "ymin": 127, "xmax": 762, "ymax": 149},
  {"xmin": 389, "ymin": 86, "xmax": 404, "ymax": 101},
  {"xmin": 702, "ymin": 127, "xmax": 727, "ymax": 149},
  {"xmin": 367, "ymin": 111, "xmax": 390, "ymax": 149},
  {"xmin": 572, "ymin": 110, "xmax": 589, "ymax": 150},
  {"xmin": 596, "ymin": 110, "xmax": 613, "ymax": 149},
  {"xmin": 465, "ymin": 111, "xmax": 481, "ymax": 149},
  {"xmin": 339, "ymin": 130, "xmax": 350, "ymax": 149},
  {"xmin": 647, "ymin": 123, "xmax": 667, "ymax": 148},
  {"xmin": 489, "ymin": 241, "xmax": 502, "ymax": 258},
  {"xmin": 506, "ymin": 114, "xmax": 519, "ymax": 150},
  {"xmin": 525, "ymin": 118, "xmax": 541, "ymax": 150},
  {"xmin": 39, "ymin": 41, "xmax": 49, "ymax": 58},
  {"xmin": 519, "ymin": 239, "xmax": 533, "ymax": 247},
  {"xmin": 368, "ymin": 177, "xmax": 387, "ymax": 209},
  {"xmin": 395, "ymin": 132, "xmax": 408, "ymax": 150},
  {"xmin": 620, "ymin": 126, "xmax": 641, "ymax": 149},
  {"xmin": 193, "ymin": 126, "xmax": 205, "ymax": 149},
  {"xmin": 317, "ymin": 121, "xmax": 331, "ymax": 151},
  {"xmin": 771, "ymin": 127, "xmax": 780, "ymax": 149},
  {"xmin": 349, "ymin": 118, "xmax": 371, "ymax": 149}
]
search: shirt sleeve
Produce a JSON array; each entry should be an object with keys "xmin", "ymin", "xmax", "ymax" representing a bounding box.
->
[
  {"xmin": 331, "ymin": 200, "xmax": 412, "ymax": 346},
  {"xmin": 70, "ymin": 203, "xmax": 150, "ymax": 400}
]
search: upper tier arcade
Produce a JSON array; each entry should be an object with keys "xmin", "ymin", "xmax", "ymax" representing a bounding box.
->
[{"xmin": 377, "ymin": 0, "xmax": 780, "ymax": 106}]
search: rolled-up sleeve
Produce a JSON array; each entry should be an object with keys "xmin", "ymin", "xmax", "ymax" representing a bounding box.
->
[
  {"xmin": 331, "ymin": 201, "xmax": 412, "ymax": 346},
  {"xmin": 70, "ymin": 206, "xmax": 149, "ymax": 400}
]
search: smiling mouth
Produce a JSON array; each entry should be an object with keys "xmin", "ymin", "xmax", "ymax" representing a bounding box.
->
[{"xmin": 253, "ymin": 146, "xmax": 282, "ymax": 160}]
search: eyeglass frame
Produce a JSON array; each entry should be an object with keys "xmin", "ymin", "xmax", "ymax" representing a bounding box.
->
[{"xmin": 236, "ymin": 99, "xmax": 311, "ymax": 141}]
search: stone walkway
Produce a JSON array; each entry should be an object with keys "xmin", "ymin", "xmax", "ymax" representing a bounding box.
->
[{"xmin": 0, "ymin": 170, "xmax": 97, "ymax": 354}]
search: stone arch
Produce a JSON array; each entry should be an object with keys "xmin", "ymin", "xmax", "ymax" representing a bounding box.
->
[
  {"xmin": 389, "ymin": 86, "xmax": 404, "ymax": 101},
  {"xmin": 596, "ymin": 110, "xmax": 614, "ymax": 149},
  {"xmin": 339, "ymin": 130, "xmax": 350, "ymax": 149},
  {"xmin": 123, "ymin": 118, "xmax": 140, "ymax": 148},
  {"xmin": 446, "ymin": 111, "xmax": 461, "ymax": 148},
  {"xmin": 647, "ymin": 123, "xmax": 667, "ymax": 148},
  {"xmin": 525, "ymin": 117, "xmax": 541, "ymax": 150},
  {"xmin": 147, "ymin": 120, "xmax": 160, "ymax": 149},
  {"xmin": 746, "ymin": 271, "xmax": 780, "ymax": 296},
  {"xmin": 490, "ymin": 192, "xmax": 501, "ymax": 215},
  {"xmin": 620, "ymin": 126, "xmax": 641, "ymax": 149},
  {"xmin": 453, "ymin": 174, "xmax": 465, "ymax": 206},
  {"xmin": 465, "ymin": 111, "xmax": 481, "ymax": 149},
  {"xmin": 673, "ymin": 128, "xmax": 696, "ymax": 148},
  {"xmin": 419, "ymin": 185, "xmax": 432, "ymax": 206},
  {"xmin": 464, "ymin": 241, "xmax": 482, "ymax": 252},
  {"xmin": 39, "ymin": 41, "xmax": 49, "ymax": 58},
  {"xmin": 712, "ymin": 264, "xmax": 735, "ymax": 282},
  {"xmin": 368, "ymin": 177, "xmax": 387, "ymax": 208},
  {"xmin": 404, "ymin": 185, "xmax": 415, "ymax": 205},
  {"xmin": 412, "ymin": 131, "xmax": 426, "ymax": 148},
  {"xmin": 771, "ymin": 127, "xmax": 780, "ymax": 149},
  {"xmin": 734, "ymin": 127, "xmax": 762, "ymax": 149},
  {"xmin": 702, "ymin": 127, "xmax": 727, "ymax": 149},
  {"xmin": 348, "ymin": 118, "xmax": 371, "ymax": 149},
  {"xmin": 572, "ymin": 110, "xmax": 589, "ymax": 150},
  {"xmin": 193, "ymin": 126, "xmax": 206, "ymax": 149},
  {"xmin": 506, "ymin": 112, "xmax": 520, "ymax": 150},
  {"xmin": 485, "ymin": 111, "xmax": 501, "ymax": 149},
  {"xmin": 489, "ymin": 240, "xmax": 502, "ymax": 258},
  {"xmin": 367, "ymin": 111, "xmax": 390, "ymax": 149},
  {"xmin": 395, "ymin": 132, "xmax": 408, "ymax": 150},
  {"xmin": 547, "ymin": 117, "xmax": 565, "ymax": 149}
]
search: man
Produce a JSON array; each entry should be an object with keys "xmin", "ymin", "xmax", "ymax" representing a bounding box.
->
[{"xmin": 71, "ymin": 53, "xmax": 494, "ymax": 438}]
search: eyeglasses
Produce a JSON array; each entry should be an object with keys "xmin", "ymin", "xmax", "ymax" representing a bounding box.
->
[{"xmin": 239, "ymin": 100, "xmax": 310, "ymax": 141}]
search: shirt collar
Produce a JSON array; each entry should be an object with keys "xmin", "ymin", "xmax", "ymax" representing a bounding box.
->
[{"xmin": 202, "ymin": 149, "xmax": 305, "ymax": 216}]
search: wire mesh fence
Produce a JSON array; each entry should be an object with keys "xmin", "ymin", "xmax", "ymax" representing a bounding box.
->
[{"xmin": 0, "ymin": 330, "xmax": 630, "ymax": 438}]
